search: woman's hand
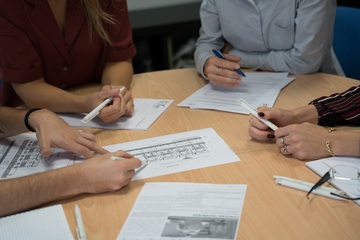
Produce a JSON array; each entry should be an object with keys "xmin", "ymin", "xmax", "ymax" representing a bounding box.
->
[{"xmin": 204, "ymin": 53, "xmax": 243, "ymax": 87}]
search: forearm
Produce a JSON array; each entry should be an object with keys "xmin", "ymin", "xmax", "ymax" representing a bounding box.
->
[
  {"xmin": 102, "ymin": 60, "xmax": 133, "ymax": 89},
  {"xmin": 0, "ymin": 165, "xmax": 82, "ymax": 217},
  {"xmin": 0, "ymin": 107, "xmax": 27, "ymax": 138},
  {"xmin": 291, "ymin": 105, "xmax": 319, "ymax": 124},
  {"xmin": 330, "ymin": 131, "xmax": 360, "ymax": 157},
  {"xmin": 12, "ymin": 79, "xmax": 88, "ymax": 113}
]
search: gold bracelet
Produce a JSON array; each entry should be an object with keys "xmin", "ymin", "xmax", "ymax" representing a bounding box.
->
[
  {"xmin": 328, "ymin": 127, "xmax": 336, "ymax": 133},
  {"xmin": 325, "ymin": 140, "xmax": 335, "ymax": 157},
  {"xmin": 325, "ymin": 128, "xmax": 336, "ymax": 157}
]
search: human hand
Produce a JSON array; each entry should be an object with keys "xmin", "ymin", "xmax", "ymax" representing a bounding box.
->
[
  {"xmin": 204, "ymin": 53, "xmax": 243, "ymax": 87},
  {"xmin": 274, "ymin": 123, "xmax": 331, "ymax": 160},
  {"xmin": 87, "ymin": 86, "xmax": 134, "ymax": 123},
  {"xmin": 30, "ymin": 109, "xmax": 108, "ymax": 158},
  {"xmin": 248, "ymin": 107, "xmax": 295, "ymax": 141},
  {"xmin": 103, "ymin": 85, "xmax": 135, "ymax": 116},
  {"xmin": 78, "ymin": 150, "xmax": 142, "ymax": 193}
]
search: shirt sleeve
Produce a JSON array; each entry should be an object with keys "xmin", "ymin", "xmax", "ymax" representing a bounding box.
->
[
  {"xmin": 230, "ymin": 0, "xmax": 336, "ymax": 74},
  {"xmin": 194, "ymin": 0, "xmax": 224, "ymax": 79},
  {"xmin": 106, "ymin": 0, "xmax": 136, "ymax": 62},
  {"xmin": 309, "ymin": 85, "xmax": 360, "ymax": 127}
]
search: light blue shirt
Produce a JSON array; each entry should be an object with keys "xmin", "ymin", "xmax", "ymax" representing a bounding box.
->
[{"xmin": 194, "ymin": 0, "xmax": 343, "ymax": 77}]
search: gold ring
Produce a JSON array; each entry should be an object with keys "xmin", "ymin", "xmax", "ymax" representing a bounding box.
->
[{"xmin": 216, "ymin": 67, "xmax": 219, "ymax": 75}]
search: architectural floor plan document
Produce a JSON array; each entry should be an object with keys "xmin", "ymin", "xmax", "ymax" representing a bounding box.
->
[
  {"xmin": 178, "ymin": 72, "xmax": 294, "ymax": 113},
  {"xmin": 0, "ymin": 133, "xmax": 82, "ymax": 180},
  {"xmin": 104, "ymin": 128, "xmax": 240, "ymax": 180},
  {"xmin": 0, "ymin": 128, "xmax": 239, "ymax": 181},
  {"xmin": 306, "ymin": 156, "xmax": 360, "ymax": 205},
  {"xmin": 0, "ymin": 205, "xmax": 73, "ymax": 240},
  {"xmin": 60, "ymin": 98, "xmax": 173, "ymax": 130},
  {"xmin": 117, "ymin": 182, "xmax": 247, "ymax": 240}
]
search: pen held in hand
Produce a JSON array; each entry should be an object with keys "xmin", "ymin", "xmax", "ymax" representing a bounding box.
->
[
  {"xmin": 81, "ymin": 87, "xmax": 125, "ymax": 124},
  {"xmin": 237, "ymin": 99, "xmax": 278, "ymax": 131},
  {"xmin": 212, "ymin": 49, "xmax": 246, "ymax": 77}
]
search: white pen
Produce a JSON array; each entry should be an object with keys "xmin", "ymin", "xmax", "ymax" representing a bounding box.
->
[
  {"xmin": 75, "ymin": 204, "xmax": 87, "ymax": 240},
  {"xmin": 273, "ymin": 176, "xmax": 346, "ymax": 200},
  {"xmin": 110, "ymin": 156, "xmax": 148, "ymax": 175},
  {"xmin": 237, "ymin": 99, "xmax": 278, "ymax": 131},
  {"xmin": 81, "ymin": 87, "xmax": 125, "ymax": 123}
]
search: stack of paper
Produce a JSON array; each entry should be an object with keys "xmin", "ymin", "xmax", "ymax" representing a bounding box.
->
[{"xmin": 178, "ymin": 72, "xmax": 294, "ymax": 113}]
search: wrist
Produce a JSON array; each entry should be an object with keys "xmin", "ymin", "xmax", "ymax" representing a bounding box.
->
[
  {"xmin": 329, "ymin": 131, "xmax": 360, "ymax": 157},
  {"xmin": 25, "ymin": 108, "xmax": 43, "ymax": 132},
  {"xmin": 292, "ymin": 105, "xmax": 319, "ymax": 124}
]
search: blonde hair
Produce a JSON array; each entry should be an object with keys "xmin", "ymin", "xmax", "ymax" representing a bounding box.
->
[{"xmin": 80, "ymin": 0, "xmax": 116, "ymax": 44}]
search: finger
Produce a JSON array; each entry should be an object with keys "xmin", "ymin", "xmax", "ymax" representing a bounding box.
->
[
  {"xmin": 280, "ymin": 145, "xmax": 291, "ymax": 155},
  {"xmin": 222, "ymin": 53, "xmax": 241, "ymax": 62},
  {"xmin": 276, "ymin": 137, "xmax": 287, "ymax": 146},
  {"xmin": 35, "ymin": 132, "xmax": 53, "ymax": 157},
  {"xmin": 248, "ymin": 125, "xmax": 274, "ymax": 141},
  {"xmin": 78, "ymin": 134, "xmax": 108, "ymax": 155},
  {"xmin": 249, "ymin": 116, "xmax": 269, "ymax": 130}
]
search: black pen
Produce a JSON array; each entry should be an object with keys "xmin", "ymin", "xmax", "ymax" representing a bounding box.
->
[{"xmin": 212, "ymin": 49, "xmax": 246, "ymax": 77}]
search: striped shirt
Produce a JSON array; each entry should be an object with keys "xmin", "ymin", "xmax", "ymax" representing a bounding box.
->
[{"xmin": 310, "ymin": 86, "xmax": 360, "ymax": 126}]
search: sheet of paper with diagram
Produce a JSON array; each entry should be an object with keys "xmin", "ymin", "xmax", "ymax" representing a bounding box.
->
[
  {"xmin": 104, "ymin": 128, "xmax": 240, "ymax": 180},
  {"xmin": 117, "ymin": 182, "xmax": 247, "ymax": 240},
  {"xmin": 60, "ymin": 98, "xmax": 173, "ymax": 130},
  {"xmin": 178, "ymin": 72, "xmax": 294, "ymax": 113},
  {"xmin": 0, "ymin": 134, "xmax": 82, "ymax": 180},
  {"xmin": 0, "ymin": 128, "xmax": 239, "ymax": 181}
]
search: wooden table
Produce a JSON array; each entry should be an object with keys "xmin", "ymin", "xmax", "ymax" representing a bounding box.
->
[{"xmin": 63, "ymin": 68, "xmax": 360, "ymax": 240}]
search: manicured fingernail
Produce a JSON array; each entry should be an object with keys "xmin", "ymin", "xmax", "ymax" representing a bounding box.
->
[
  {"xmin": 258, "ymin": 112, "xmax": 265, "ymax": 117},
  {"xmin": 267, "ymin": 134, "xmax": 275, "ymax": 139}
]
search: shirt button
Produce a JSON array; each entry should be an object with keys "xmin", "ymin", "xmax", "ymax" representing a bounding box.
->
[
  {"xmin": 59, "ymin": 83, "xmax": 66, "ymax": 89},
  {"xmin": 63, "ymin": 65, "xmax": 69, "ymax": 71}
]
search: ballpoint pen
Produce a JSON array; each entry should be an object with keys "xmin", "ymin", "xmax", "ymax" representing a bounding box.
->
[
  {"xmin": 237, "ymin": 99, "xmax": 278, "ymax": 131},
  {"xmin": 81, "ymin": 86, "xmax": 125, "ymax": 123},
  {"xmin": 75, "ymin": 204, "xmax": 87, "ymax": 240},
  {"xmin": 212, "ymin": 49, "xmax": 246, "ymax": 77},
  {"xmin": 273, "ymin": 176, "xmax": 346, "ymax": 200}
]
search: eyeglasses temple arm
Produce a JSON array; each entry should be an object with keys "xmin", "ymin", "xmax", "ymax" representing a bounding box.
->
[{"xmin": 307, "ymin": 171, "xmax": 331, "ymax": 199}]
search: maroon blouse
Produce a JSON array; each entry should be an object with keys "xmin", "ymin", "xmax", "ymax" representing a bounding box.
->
[{"xmin": 0, "ymin": 0, "xmax": 136, "ymax": 107}]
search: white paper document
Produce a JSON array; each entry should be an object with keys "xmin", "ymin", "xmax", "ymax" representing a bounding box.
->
[
  {"xmin": 60, "ymin": 98, "xmax": 173, "ymax": 130},
  {"xmin": 306, "ymin": 157, "xmax": 360, "ymax": 205},
  {"xmin": 117, "ymin": 182, "xmax": 247, "ymax": 240},
  {"xmin": 0, "ymin": 205, "xmax": 74, "ymax": 240},
  {"xmin": 104, "ymin": 128, "xmax": 240, "ymax": 180},
  {"xmin": 0, "ymin": 128, "xmax": 239, "ymax": 181},
  {"xmin": 178, "ymin": 72, "xmax": 294, "ymax": 113},
  {"xmin": 0, "ymin": 133, "xmax": 83, "ymax": 180}
]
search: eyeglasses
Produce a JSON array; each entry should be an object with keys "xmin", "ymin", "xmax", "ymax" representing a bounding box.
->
[{"xmin": 307, "ymin": 165, "xmax": 360, "ymax": 200}]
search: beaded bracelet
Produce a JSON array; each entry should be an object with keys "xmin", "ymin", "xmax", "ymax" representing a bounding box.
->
[
  {"xmin": 325, "ymin": 128, "xmax": 336, "ymax": 157},
  {"xmin": 24, "ymin": 108, "xmax": 42, "ymax": 132}
]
